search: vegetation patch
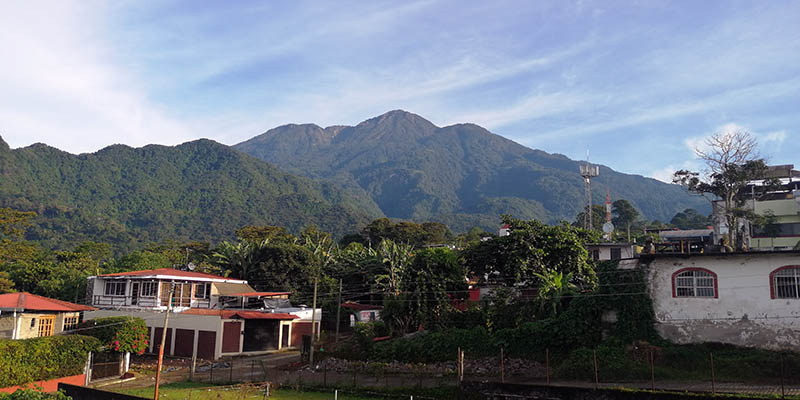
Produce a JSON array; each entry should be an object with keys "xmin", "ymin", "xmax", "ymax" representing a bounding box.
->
[{"xmin": 0, "ymin": 335, "xmax": 101, "ymax": 388}]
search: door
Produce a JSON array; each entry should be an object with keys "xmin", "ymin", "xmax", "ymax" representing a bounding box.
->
[
  {"xmin": 221, "ymin": 321, "xmax": 242, "ymax": 353},
  {"xmin": 281, "ymin": 324, "xmax": 290, "ymax": 348},
  {"xmin": 131, "ymin": 282, "xmax": 140, "ymax": 305},
  {"xmin": 37, "ymin": 315, "xmax": 55, "ymax": 337}
]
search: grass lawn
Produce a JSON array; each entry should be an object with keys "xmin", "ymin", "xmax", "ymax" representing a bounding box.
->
[{"xmin": 119, "ymin": 381, "xmax": 383, "ymax": 399}]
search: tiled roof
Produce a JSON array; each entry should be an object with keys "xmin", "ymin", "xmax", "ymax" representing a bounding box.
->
[
  {"xmin": 0, "ymin": 292, "xmax": 96, "ymax": 312},
  {"xmin": 181, "ymin": 308, "xmax": 298, "ymax": 320},
  {"xmin": 97, "ymin": 268, "xmax": 240, "ymax": 281}
]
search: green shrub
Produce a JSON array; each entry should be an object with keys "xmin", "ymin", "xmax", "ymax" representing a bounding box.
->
[
  {"xmin": 76, "ymin": 316, "xmax": 148, "ymax": 354},
  {"xmin": 0, "ymin": 335, "xmax": 101, "ymax": 388},
  {"xmin": 0, "ymin": 388, "xmax": 71, "ymax": 400}
]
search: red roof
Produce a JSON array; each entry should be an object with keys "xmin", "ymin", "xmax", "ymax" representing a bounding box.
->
[
  {"xmin": 340, "ymin": 302, "xmax": 383, "ymax": 311},
  {"xmin": 0, "ymin": 292, "xmax": 96, "ymax": 312},
  {"xmin": 228, "ymin": 292, "xmax": 291, "ymax": 297},
  {"xmin": 98, "ymin": 268, "xmax": 238, "ymax": 281},
  {"xmin": 181, "ymin": 308, "xmax": 298, "ymax": 320}
]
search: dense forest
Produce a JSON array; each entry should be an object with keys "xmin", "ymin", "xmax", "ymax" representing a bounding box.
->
[{"xmin": 0, "ymin": 137, "xmax": 382, "ymax": 252}]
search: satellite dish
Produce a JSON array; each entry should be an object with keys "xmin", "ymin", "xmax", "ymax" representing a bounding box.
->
[
  {"xmin": 602, "ymin": 222, "xmax": 614, "ymax": 234},
  {"xmin": 187, "ymin": 262, "xmax": 196, "ymax": 271}
]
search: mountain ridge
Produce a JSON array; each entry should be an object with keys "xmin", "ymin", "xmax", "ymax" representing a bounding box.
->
[
  {"xmin": 0, "ymin": 137, "xmax": 383, "ymax": 251},
  {"xmin": 235, "ymin": 110, "xmax": 708, "ymax": 231}
]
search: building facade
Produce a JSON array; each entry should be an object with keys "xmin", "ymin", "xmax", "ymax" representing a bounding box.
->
[
  {"xmin": 643, "ymin": 251, "xmax": 800, "ymax": 351},
  {"xmin": 85, "ymin": 268, "xmax": 320, "ymax": 360},
  {"xmin": 0, "ymin": 292, "xmax": 95, "ymax": 339}
]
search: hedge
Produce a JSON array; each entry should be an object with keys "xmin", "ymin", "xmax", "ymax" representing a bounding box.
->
[
  {"xmin": 76, "ymin": 316, "xmax": 148, "ymax": 354},
  {"xmin": 0, "ymin": 335, "xmax": 101, "ymax": 388}
]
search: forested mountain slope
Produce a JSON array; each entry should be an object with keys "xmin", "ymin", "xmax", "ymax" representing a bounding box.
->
[
  {"xmin": 235, "ymin": 110, "xmax": 708, "ymax": 231},
  {"xmin": 0, "ymin": 137, "xmax": 382, "ymax": 251}
]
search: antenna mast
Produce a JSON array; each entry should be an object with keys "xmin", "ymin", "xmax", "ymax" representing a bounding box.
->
[{"xmin": 579, "ymin": 152, "xmax": 599, "ymax": 230}]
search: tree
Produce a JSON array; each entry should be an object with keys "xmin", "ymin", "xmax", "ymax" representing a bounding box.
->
[
  {"xmin": 398, "ymin": 247, "xmax": 465, "ymax": 330},
  {"xmin": 573, "ymin": 205, "xmax": 606, "ymax": 232},
  {"xmin": 670, "ymin": 209, "xmax": 711, "ymax": 230},
  {"xmin": 462, "ymin": 216, "xmax": 598, "ymax": 289},
  {"xmin": 611, "ymin": 200, "xmax": 639, "ymax": 242},
  {"xmin": 533, "ymin": 269, "xmax": 578, "ymax": 317},
  {"xmin": 0, "ymin": 271, "xmax": 14, "ymax": 294},
  {"xmin": 673, "ymin": 128, "xmax": 775, "ymax": 249},
  {"xmin": 373, "ymin": 239, "xmax": 414, "ymax": 296}
]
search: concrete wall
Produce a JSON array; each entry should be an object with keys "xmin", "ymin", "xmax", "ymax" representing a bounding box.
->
[
  {"xmin": 85, "ymin": 309, "xmax": 226, "ymax": 359},
  {"xmin": 646, "ymin": 252, "xmax": 800, "ymax": 350},
  {"xmin": 0, "ymin": 315, "xmax": 15, "ymax": 338}
]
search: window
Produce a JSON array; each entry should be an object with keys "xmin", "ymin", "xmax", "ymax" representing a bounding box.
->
[
  {"xmin": 673, "ymin": 268, "xmax": 717, "ymax": 298},
  {"xmin": 194, "ymin": 283, "xmax": 210, "ymax": 299},
  {"xmin": 104, "ymin": 281, "xmax": 126, "ymax": 296},
  {"xmin": 771, "ymin": 267, "xmax": 800, "ymax": 299},
  {"xmin": 610, "ymin": 247, "xmax": 622, "ymax": 260},
  {"xmin": 63, "ymin": 315, "xmax": 79, "ymax": 331},
  {"xmin": 38, "ymin": 316, "xmax": 55, "ymax": 337},
  {"xmin": 591, "ymin": 250, "xmax": 600, "ymax": 261},
  {"xmin": 752, "ymin": 222, "xmax": 800, "ymax": 237},
  {"xmin": 140, "ymin": 281, "xmax": 158, "ymax": 297}
]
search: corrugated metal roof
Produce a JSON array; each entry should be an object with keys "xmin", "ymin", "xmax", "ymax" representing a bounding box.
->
[
  {"xmin": 181, "ymin": 308, "xmax": 298, "ymax": 320},
  {"xmin": 97, "ymin": 268, "xmax": 241, "ymax": 281}
]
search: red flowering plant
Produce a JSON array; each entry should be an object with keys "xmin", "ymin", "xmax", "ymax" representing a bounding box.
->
[{"xmin": 75, "ymin": 316, "xmax": 149, "ymax": 354}]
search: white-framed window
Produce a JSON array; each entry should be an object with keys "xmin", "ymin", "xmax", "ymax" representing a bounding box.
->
[
  {"xmin": 104, "ymin": 281, "xmax": 126, "ymax": 296},
  {"xmin": 673, "ymin": 269, "xmax": 716, "ymax": 298},
  {"xmin": 140, "ymin": 281, "xmax": 158, "ymax": 297},
  {"xmin": 772, "ymin": 267, "xmax": 800, "ymax": 299},
  {"xmin": 194, "ymin": 283, "xmax": 210, "ymax": 299}
]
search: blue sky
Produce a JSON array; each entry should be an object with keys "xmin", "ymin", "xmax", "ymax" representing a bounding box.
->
[{"xmin": 1, "ymin": 0, "xmax": 798, "ymax": 181}]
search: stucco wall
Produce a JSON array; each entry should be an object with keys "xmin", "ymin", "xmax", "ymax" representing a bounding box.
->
[
  {"xmin": 646, "ymin": 252, "xmax": 800, "ymax": 350},
  {"xmin": 0, "ymin": 315, "xmax": 15, "ymax": 339}
]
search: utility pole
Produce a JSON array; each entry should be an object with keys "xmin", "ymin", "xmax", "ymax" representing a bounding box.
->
[
  {"xmin": 335, "ymin": 279, "xmax": 342, "ymax": 342},
  {"xmin": 154, "ymin": 283, "xmax": 175, "ymax": 400},
  {"xmin": 308, "ymin": 275, "xmax": 319, "ymax": 366}
]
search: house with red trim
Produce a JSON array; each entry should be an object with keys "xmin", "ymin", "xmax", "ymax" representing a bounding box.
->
[
  {"xmin": 641, "ymin": 250, "xmax": 800, "ymax": 351},
  {"xmin": 84, "ymin": 268, "xmax": 320, "ymax": 359},
  {"xmin": 0, "ymin": 292, "xmax": 95, "ymax": 339}
]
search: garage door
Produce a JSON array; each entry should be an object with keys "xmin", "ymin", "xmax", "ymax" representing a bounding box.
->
[
  {"xmin": 173, "ymin": 329, "xmax": 195, "ymax": 357},
  {"xmin": 221, "ymin": 321, "xmax": 241, "ymax": 353},
  {"xmin": 197, "ymin": 330, "xmax": 216, "ymax": 359}
]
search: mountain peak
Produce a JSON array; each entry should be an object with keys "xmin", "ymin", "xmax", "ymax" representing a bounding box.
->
[{"xmin": 369, "ymin": 110, "xmax": 435, "ymax": 126}]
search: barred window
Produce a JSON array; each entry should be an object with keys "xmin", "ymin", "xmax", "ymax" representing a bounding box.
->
[
  {"xmin": 674, "ymin": 269, "xmax": 716, "ymax": 298},
  {"xmin": 773, "ymin": 267, "xmax": 800, "ymax": 299}
]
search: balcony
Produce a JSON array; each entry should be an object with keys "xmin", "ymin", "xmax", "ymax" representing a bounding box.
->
[{"xmin": 91, "ymin": 294, "xmax": 211, "ymax": 310}]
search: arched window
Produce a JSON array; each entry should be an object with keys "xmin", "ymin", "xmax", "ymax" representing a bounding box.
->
[
  {"xmin": 770, "ymin": 266, "xmax": 800, "ymax": 299},
  {"xmin": 672, "ymin": 268, "xmax": 717, "ymax": 298}
]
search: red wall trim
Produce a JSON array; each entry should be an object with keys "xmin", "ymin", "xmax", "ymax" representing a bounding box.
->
[
  {"xmin": 769, "ymin": 265, "xmax": 800, "ymax": 299},
  {"xmin": 671, "ymin": 267, "xmax": 718, "ymax": 299},
  {"xmin": 0, "ymin": 374, "xmax": 85, "ymax": 393}
]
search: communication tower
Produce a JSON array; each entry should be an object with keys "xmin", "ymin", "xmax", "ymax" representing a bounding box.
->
[{"xmin": 579, "ymin": 161, "xmax": 599, "ymax": 230}]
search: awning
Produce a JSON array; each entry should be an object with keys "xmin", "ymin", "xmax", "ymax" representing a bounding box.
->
[{"xmin": 213, "ymin": 282, "xmax": 256, "ymax": 296}]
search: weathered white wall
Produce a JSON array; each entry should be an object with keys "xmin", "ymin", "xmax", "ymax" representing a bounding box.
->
[{"xmin": 647, "ymin": 252, "xmax": 800, "ymax": 350}]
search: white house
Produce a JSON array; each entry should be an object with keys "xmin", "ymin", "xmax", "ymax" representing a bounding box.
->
[
  {"xmin": 586, "ymin": 243, "xmax": 636, "ymax": 261},
  {"xmin": 642, "ymin": 250, "xmax": 800, "ymax": 351},
  {"xmin": 85, "ymin": 268, "xmax": 320, "ymax": 360}
]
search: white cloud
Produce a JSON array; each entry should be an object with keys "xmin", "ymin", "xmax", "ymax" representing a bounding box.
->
[
  {"xmin": 0, "ymin": 1, "xmax": 196, "ymax": 153},
  {"xmin": 762, "ymin": 130, "xmax": 787, "ymax": 144}
]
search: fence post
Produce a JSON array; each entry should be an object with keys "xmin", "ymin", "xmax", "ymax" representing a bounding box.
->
[
  {"xmin": 229, "ymin": 360, "xmax": 234, "ymax": 384},
  {"xmin": 546, "ymin": 348, "xmax": 550, "ymax": 385},
  {"xmin": 593, "ymin": 349, "xmax": 599, "ymax": 390},
  {"xmin": 323, "ymin": 362, "xmax": 328, "ymax": 388},
  {"xmin": 384, "ymin": 365, "xmax": 388, "ymax": 389},
  {"xmin": 456, "ymin": 347, "xmax": 461, "ymax": 385},
  {"xmin": 650, "ymin": 349, "xmax": 655, "ymax": 391},
  {"xmin": 500, "ymin": 347, "xmax": 505, "ymax": 383},
  {"xmin": 710, "ymin": 353, "xmax": 716, "ymax": 395},
  {"xmin": 353, "ymin": 365, "xmax": 358, "ymax": 387},
  {"xmin": 780, "ymin": 352, "xmax": 786, "ymax": 399},
  {"xmin": 210, "ymin": 362, "xmax": 213, "ymax": 383}
]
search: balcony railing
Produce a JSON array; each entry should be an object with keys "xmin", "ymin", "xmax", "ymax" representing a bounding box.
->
[{"xmin": 91, "ymin": 295, "xmax": 211, "ymax": 309}]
